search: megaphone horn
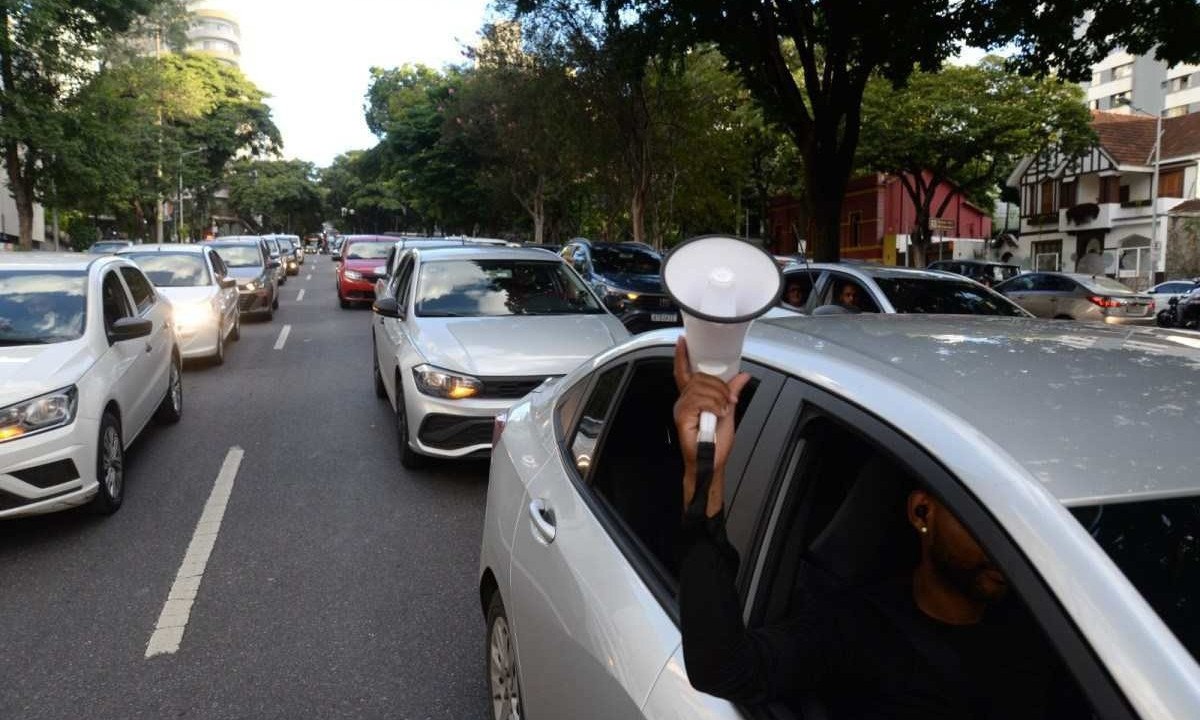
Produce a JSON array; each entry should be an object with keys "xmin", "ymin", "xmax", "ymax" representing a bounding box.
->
[{"xmin": 662, "ymin": 235, "xmax": 782, "ymax": 520}]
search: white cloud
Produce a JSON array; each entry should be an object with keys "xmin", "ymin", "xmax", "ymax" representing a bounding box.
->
[{"xmin": 213, "ymin": 0, "xmax": 493, "ymax": 167}]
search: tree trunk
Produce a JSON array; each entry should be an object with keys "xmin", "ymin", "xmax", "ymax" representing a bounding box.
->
[
  {"xmin": 6, "ymin": 162, "xmax": 36, "ymax": 249},
  {"xmin": 630, "ymin": 185, "xmax": 647, "ymax": 245},
  {"xmin": 802, "ymin": 145, "xmax": 854, "ymax": 262}
]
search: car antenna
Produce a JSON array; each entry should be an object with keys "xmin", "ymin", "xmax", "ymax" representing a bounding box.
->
[{"xmin": 793, "ymin": 222, "xmax": 817, "ymax": 305}]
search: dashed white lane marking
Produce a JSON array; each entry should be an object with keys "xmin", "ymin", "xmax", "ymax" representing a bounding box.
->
[
  {"xmin": 296, "ymin": 289, "xmax": 306, "ymax": 302},
  {"xmin": 145, "ymin": 446, "xmax": 244, "ymax": 658},
  {"xmin": 305, "ymin": 273, "xmax": 312, "ymax": 281},
  {"xmin": 273, "ymin": 324, "xmax": 292, "ymax": 350}
]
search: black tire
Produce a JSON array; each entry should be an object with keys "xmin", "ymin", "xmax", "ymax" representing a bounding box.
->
[
  {"xmin": 486, "ymin": 593, "xmax": 524, "ymax": 720},
  {"xmin": 155, "ymin": 356, "xmax": 183, "ymax": 424},
  {"xmin": 90, "ymin": 412, "xmax": 124, "ymax": 515},
  {"xmin": 231, "ymin": 312, "xmax": 241, "ymax": 341},
  {"xmin": 1053, "ymin": 315, "xmax": 1074, "ymax": 320},
  {"xmin": 373, "ymin": 339, "xmax": 387, "ymax": 399},
  {"xmin": 272, "ymin": 291, "xmax": 280, "ymax": 310},
  {"xmin": 395, "ymin": 383, "xmax": 426, "ymax": 470},
  {"xmin": 212, "ymin": 326, "xmax": 225, "ymax": 366}
]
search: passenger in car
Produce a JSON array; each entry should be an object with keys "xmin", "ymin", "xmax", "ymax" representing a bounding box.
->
[
  {"xmin": 671, "ymin": 338, "xmax": 1085, "ymax": 719},
  {"xmin": 836, "ymin": 280, "xmax": 863, "ymax": 311},
  {"xmin": 782, "ymin": 279, "xmax": 807, "ymax": 308}
]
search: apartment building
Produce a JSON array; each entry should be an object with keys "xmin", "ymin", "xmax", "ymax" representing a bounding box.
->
[
  {"xmin": 186, "ymin": 3, "xmax": 241, "ymax": 68},
  {"xmin": 1084, "ymin": 50, "xmax": 1200, "ymax": 118}
]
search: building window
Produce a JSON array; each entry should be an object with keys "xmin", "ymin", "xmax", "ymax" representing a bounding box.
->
[
  {"xmin": 1100, "ymin": 176, "xmax": 1120, "ymax": 204},
  {"xmin": 1059, "ymin": 181, "xmax": 1076, "ymax": 209},
  {"xmin": 1032, "ymin": 240, "xmax": 1062, "ymax": 271},
  {"xmin": 1110, "ymin": 91, "xmax": 1131, "ymax": 107},
  {"xmin": 1159, "ymin": 169, "xmax": 1184, "ymax": 198},
  {"xmin": 1119, "ymin": 185, "xmax": 1131, "ymax": 204},
  {"xmin": 1170, "ymin": 75, "xmax": 1191, "ymax": 92},
  {"xmin": 1089, "ymin": 99, "xmax": 1101, "ymax": 110},
  {"xmin": 1040, "ymin": 180, "xmax": 1055, "ymax": 214},
  {"xmin": 1113, "ymin": 63, "xmax": 1134, "ymax": 80},
  {"xmin": 1166, "ymin": 105, "xmax": 1189, "ymax": 118}
]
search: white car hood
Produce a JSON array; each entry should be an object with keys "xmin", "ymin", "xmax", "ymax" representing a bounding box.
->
[
  {"xmin": 414, "ymin": 314, "xmax": 626, "ymax": 376},
  {"xmin": 0, "ymin": 340, "xmax": 94, "ymax": 408},
  {"xmin": 157, "ymin": 286, "xmax": 216, "ymax": 306}
]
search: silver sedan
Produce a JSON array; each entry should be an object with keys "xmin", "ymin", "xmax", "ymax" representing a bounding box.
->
[
  {"xmin": 370, "ymin": 246, "xmax": 629, "ymax": 468},
  {"xmin": 480, "ymin": 315, "xmax": 1200, "ymax": 720}
]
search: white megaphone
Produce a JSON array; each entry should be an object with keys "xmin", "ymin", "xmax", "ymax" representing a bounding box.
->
[{"xmin": 662, "ymin": 235, "xmax": 783, "ymax": 447}]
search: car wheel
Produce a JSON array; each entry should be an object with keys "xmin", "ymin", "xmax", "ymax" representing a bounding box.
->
[
  {"xmin": 155, "ymin": 356, "xmax": 183, "ymax": 424},
  {"xmin": 487, "ymin": 593, "xmax": 524, "ymax": 720},
  {"xmin": 231, "ymin": 313, "xmax": 241, "ymax": 341},
  {"xmin": 1054, "ymin": 314, "xmax": 1074, "ymax": 320},
  {"xmin": 272, "ymin": 292, "xmax": 280, "ymax": 310},
  {"xmin": 373, "ymin": 339, "xmax": 387, "ymax": 399},
  {"xmin": 89, "ymin": 412, "xmax": 124, "ymax": 515},
  {"xmin": 212, "ymin": 325, "xmax": 225, "ymax": 365},
  {"xmin": 395, "ymin": 383, "xmax": 426, "ymax": 470}
]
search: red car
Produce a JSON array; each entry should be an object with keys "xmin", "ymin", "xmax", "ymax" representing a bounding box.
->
[{"xmin": 336, "ymin": 235, "xmax": 395, "ymax": 308}]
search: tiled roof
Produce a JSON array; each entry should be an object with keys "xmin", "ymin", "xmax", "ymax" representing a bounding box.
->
[
  {"xmin": 1170, "ymin": 198, "xmax": 1200, "ymax": 215},
  {"xmin": 1090, "ymin": 110, "xmax": 1200, "ymax": 166}
]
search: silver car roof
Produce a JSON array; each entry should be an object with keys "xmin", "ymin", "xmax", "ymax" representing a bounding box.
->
[
  {"xmin": 117, "ymin": 244, "xmax": 209, "ymax": 254},
  {"xmin": 787, "ymin": 262, "xmax": 969, "ymax": 282},
  {"xmin": 0, "ymin": 252, "xmax": 103, "ymax": 270},
  {"xmin": 741, "ymin": 314, "xmax": 1200, "ymax": 506},
  {"xmin": 415, "ymin": 246, "xmax": 568, "ymax": 262}
]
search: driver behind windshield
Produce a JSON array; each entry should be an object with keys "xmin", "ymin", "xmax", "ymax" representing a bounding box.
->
[{"xmin": 672, "ymin": 338, "xmax": 1087, "ymax": 719}]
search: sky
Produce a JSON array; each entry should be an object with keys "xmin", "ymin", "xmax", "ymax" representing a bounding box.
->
[{"xmin": 214, "ymin": 0, "xmax": 494, "ymax": 168}]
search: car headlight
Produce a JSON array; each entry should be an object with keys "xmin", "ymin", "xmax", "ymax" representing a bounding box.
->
[
  {"xmin": 0, "ymin": 386, "xmax": 78, "ymax": 443},
  {"xmin": 412, "ymin": 364, "xmax": 483, "ymax": 400},
  {"xmin": 240, "ymin": 280, "xmax": 259, "ymax": 292},
  {"xmin": 343, "ymin": 270, "xmax": 364, "ymax": 280},
  {"xmin": 173, "ymin": 301, "xmax": 217, "ymax": 328}
]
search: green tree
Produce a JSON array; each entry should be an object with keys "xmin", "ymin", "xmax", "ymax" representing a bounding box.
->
[
  {"xmin": 856, "ymin": 59, "xmax": 1094, "ymax": 266},
  {"xmin": 227, "ymin": 159, "xmax": 324, "ymax": 235},
  {"xmin": 0, "ymin": 0, "xmax": 170, "ymax": 247},
  {"xmin": 513, "ymin": 0, "xmax": 1200, "ymax": 261}
]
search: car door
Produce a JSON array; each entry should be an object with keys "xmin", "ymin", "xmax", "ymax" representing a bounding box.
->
[
  {"xmin": 507, "ymin": 349, "xmax": 781, "ymax": 719},
  {"xmin": 648, "ymin": 378, "xmax": 1131, "ymax": 720},
  {"xmin": 99, "ymin": 270, "xmax": 149, "ymax": 437},
  {"xmin": 998, "ymin": 274, "xmax": 1039, "ymax": 315},
  {"xmin": 376, "ymin": 253, "xmax": 416, "ymax": 407},
  {"xmin": 207, "ymin": 249, "xmax": 238, "ymax": 335},
  {"xmin": 118, "ymin": 265, "xmax": 172, "ymax": 430}
]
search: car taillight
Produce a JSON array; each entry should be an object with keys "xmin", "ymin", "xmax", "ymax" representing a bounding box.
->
[
  {"xmin": 1088, "ymin": 295, "xmax": 1122, "ymax": 309},
  {"xmin": 492, "ymin": 412, "xmax": 508, "ymax": 446}
]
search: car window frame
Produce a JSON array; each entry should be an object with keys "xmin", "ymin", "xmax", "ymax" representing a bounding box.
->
[
  {"xmin": 735, "ymin": 376, "xmax": 1138, "ymax": 720},
  {"xmin": 118, "ymin": 265, "xmax": 157, "ymax": 314},
  {"xmin": 553, "ymin": 344, "xmax": 784, "ymax": 623},
  {"xmin": 392, "ymin": 254, "xmax": 416, "ymax": 310},
  {"xmin": 208, "ymin": 249, "xmax": 228, "ymax": 280},
  {"xmin": 100, "ymin": 268, "xmax": 135, "ymax": 331}
]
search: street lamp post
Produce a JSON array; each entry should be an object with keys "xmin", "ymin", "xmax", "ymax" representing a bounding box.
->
[
  {"xmin": 177, "ymin": 148, "xmax": 204, "ymax": 243},
  {"xmin": 1128, "ymin": 104, "xmax": 1164, "ymax": 287}
]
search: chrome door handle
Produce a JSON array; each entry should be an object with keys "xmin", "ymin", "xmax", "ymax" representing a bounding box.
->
[{"xmin": 528, "ymin": 499, "xmax": 557, "ymax": 544}]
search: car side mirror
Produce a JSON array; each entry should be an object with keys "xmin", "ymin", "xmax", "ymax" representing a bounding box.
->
[
  {"xmin": 372, "ymin": 296, "xmax": 403, "ymax": 318},
  {"xmin": 109, "ymin": 316, "xmax": 152, "ymax": 343},
  {"xmin": 219, "ymin": 277, "xmax": 237, "ymax": 289},
  {"xmin": 268, "ymin": 259, "xmax": 281, "ymax": 269},
  {"xmin": 373, "ymin": 265, "xmax": 388, "ymax": 277},
  {"xmin": 333, "ymin": 254, "xmax": 342, "ymax": 262}
]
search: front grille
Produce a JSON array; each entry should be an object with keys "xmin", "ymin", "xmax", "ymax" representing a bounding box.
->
[
  {"xmin": 478, "ymin": 376, "xmax": 556, "ymax": 400},
  {"xmin": 417, "ymin": 415, "xmax": 494, "ymax": 451},
  {"xmin": 11, "ymin": 459, "xmax": 79, "ymax": 489},
  {"xmin": 629, "ymin": 294, "xmax": 674, "ymax": 311}
]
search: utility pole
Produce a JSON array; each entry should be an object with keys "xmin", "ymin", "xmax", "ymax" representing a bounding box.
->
[
  {"xmin": 178, "ymin": 148, "xmax": 203, "ymax": 243},
  {"xmin": 1148, "ymin": 109, "xmax": 1164, "ymax": 287}
]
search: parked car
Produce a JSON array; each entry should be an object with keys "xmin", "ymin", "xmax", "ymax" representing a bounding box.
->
[
  {"xmin": 927, "ymin": 259, "xmax": 1022, "ymax": 288},
  {"xmin": 480, "ymin": 314, "xmax": 1200, "ymax": 720},
  {"xmin": 994, "ymin": 272, "xmax": 1155, "ymax": 325},
  {"xmin": 335, "ymin": 235, "xmax": 396, "ymax": 308},
  {"xmin": 559, "ymin": 239, "xmax": 680, "ymax": 332},
  {"xmin": 282, "ymin": 234, "xmax": 305, "ymax": 266},
  {"xmin": 0, "ymin": 253, "xmax": 182, "ymax": 519},
  {"xmin": 263, "ymin": 235, "xmax": 290, "ymax": 284},
  {"xmin": 88, "ymin": 240, "xmax": 135, "ymax": 255},
  {"xmin": 779, "ymin": 263, "xmax": 1030, "ymax": 316},
  {"xmin": 1146, "ymin": 279, "xmax": 1200, "ymax": 310},
  {"xmin": 208, "ymin": 238, "xmax": 280, "ymax": 320},
  {"xmin": 118, "ymin": 244, "xmax": 240, "ymax": 364},
  {"xmin": 371, "ymin": 246, "xmax": 629, "ymax": 468}
]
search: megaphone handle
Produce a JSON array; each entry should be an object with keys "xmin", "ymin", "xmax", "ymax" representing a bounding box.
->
[{"xmin": 685, "ymin": 410, "xmax": 719, "ymax": 523}]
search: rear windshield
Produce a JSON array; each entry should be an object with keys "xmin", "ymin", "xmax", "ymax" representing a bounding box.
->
[
  {"xmin": 213, "ymin": 245, "xmax": 263, "ymax": 268},
  {"xmin": 415, "ymin": 259, "xmax": 605, "ymax": 317},
  {"xmin": 121, "ymin": 252, "xmax": 211, "ymax": 287},
  {"xmin": 0, "ymin": 270, "xmax": 87, "ymax": 344},
  {"xmin": 1081, "ymin": 276, "xmax": 1137, "ymax": 294},
  {"xmin": 591, "ymin": 246, "xmax": 661, "ymax": 275},
  {"xmin": 873, "ymin": 278, "xmax": 1028, "ymax": 316},
  {"xmin": 345, "ymin": 241, "xmax": 393, "ymax": 260},
  {"xmin": 1072, "ymin": 497, "xmax": 1200, "ymax": 664}
]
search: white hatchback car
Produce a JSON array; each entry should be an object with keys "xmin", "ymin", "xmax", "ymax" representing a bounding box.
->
[
  {"xmin": 481, "ymin": 315, "xmax": 1200, "ymax": 720},
  {"xmin": 0, "ymin": 253, "xmax": 182, "ymax": 518},
  {"xmin": 119, "ymin": 244, "xmax": 240, "ymax": 363},
  {"xmin": 371, "ymin": 246, "xmax": 629, "ymax": 468}
]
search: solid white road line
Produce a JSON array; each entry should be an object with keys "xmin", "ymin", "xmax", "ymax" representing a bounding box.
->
[
  {"xmin": 145, "ymin": 446, "xmax": 244, "ymax": 658},
  {"xmin": 273, "ymin": 324, "xmax": 292, "ymax": 350},
  {"xmin": 296, "ymin": 289, "xmax": 306, "ymax": 302}
]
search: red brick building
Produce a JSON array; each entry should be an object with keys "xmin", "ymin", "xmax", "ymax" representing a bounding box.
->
[{"xmin": 767, "ymin": 173, "xmax": 994, "ymax": 263}]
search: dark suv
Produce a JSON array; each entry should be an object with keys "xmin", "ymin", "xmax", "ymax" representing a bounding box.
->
[
  {"xmin": 559, "ymin": 239, "xmax": 679, "ymax": 333},
  {"xmin": 927, "ymin": 260, "xmax": 1021, "ymax": 288}
]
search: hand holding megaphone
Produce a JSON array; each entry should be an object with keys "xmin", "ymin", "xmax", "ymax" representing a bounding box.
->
[{"xmin": 662, "ymin": 236, "xmax": 782, "ymax": 523}]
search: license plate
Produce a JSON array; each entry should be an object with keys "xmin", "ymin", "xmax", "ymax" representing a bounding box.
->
[{"xmin": 651, "ymin": 313, "xmax": 678, "ymax": 323}]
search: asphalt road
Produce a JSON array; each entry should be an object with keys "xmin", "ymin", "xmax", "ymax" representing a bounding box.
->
[{"xmin": 0, "ymin": 256, "xmax": 491, "ymax": 720}]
